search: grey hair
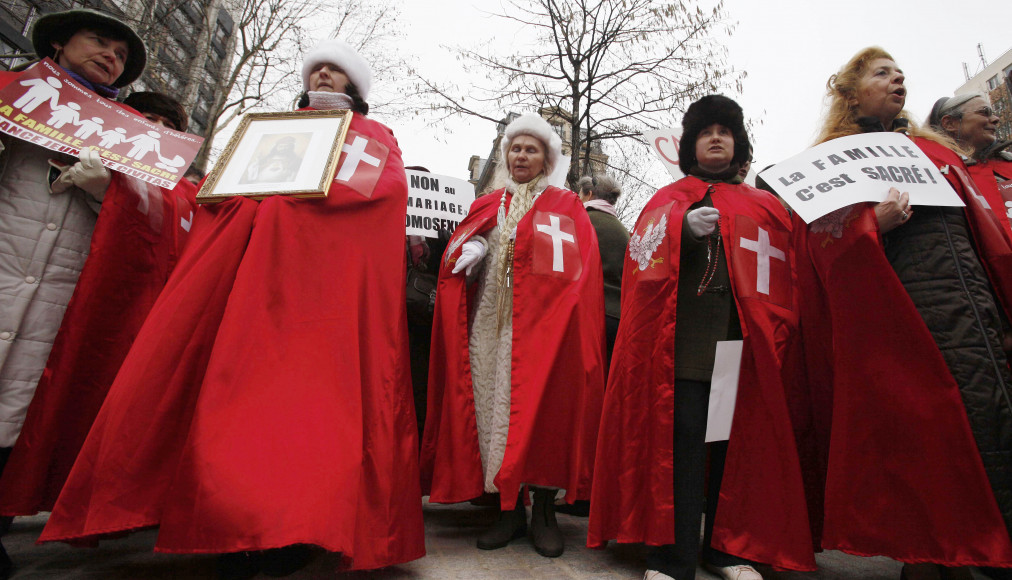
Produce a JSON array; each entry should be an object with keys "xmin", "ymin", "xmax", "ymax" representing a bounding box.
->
[
  {"xmin": 930, "ymin": 93, "xmax": 989, "ymax": 127},
  {"xmin": 591, "ymin": 175, "xmax": 622, "ymax": 205},
  {"xmin": 576, "ymin": 176, "xmax": 594, "ymax": 194}
]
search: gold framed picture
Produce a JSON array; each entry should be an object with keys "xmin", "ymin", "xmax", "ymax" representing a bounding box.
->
[{"xmin": 196, "ymin": 109, "xmax": 353, "ymax": 203}]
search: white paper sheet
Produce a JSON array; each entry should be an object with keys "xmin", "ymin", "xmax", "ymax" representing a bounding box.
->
[{"xmin": 706, "ymin": 340, "xmax": 743, "ymax": 443}]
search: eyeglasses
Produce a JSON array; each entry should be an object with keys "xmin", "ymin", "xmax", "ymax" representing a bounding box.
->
[{"xmin": 966, "ymin": 107, "xmax": 996, "ymax": 118}]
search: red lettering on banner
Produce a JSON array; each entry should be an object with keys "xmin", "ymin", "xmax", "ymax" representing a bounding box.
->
[
  {"xmin": 333, "ymin": 130, "xmax": 388, "ymax": 198},
  {"xmin": 654, "ymin": 136, "xmax": 680, "ymax": 165},
  {"xmin": 732, "ymin": 215, "xmax": 791, "ymax": 308}
]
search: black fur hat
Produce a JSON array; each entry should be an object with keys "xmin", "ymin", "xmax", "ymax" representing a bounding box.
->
[{"xmin": 679, "ymin": 94, "xmax": 751, "ymax": 174}]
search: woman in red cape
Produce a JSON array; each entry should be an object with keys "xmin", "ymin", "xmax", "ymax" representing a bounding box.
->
[
  {"xmin": 588, "ymin": 95, "xmax": 814, "ymax": 580},
  {"xmin": 0, "ymin": 90, "xmax": 197, "ymax": 523},
  {"xmin": 420, "ymin": 112, "xmax": 605, "ymax": 559},
  {"xmin": 0, "ymin": 11, "xmax": 195, "ymax": 578},
  {"xmin": 928, "ymin": 93, "xmax": 1012, "ymax": 236},
  {"xmin": 797, "ymin": 47, "xmax": 1012, "ymax": 579},
  {"xmin": 39, "ymin": 39, "xmax": 424, "ymax": 575}
]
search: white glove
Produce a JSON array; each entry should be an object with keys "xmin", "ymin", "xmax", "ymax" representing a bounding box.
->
[
  {"xmin": 686, "ymin": 206, "xmax": 720, "ymax": 238},
  {"xmin": 51, "ymin": 148, "xmax": 111, "ymax": 199},
  {"xmin": 452, "ymin": 240, "xmax": 486, "ymax": 275}
]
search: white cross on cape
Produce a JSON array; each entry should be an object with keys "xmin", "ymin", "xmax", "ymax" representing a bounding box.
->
[
  {"xmin": 739, "ymin": 227, "xmax": 785, "ymax": 295},
  {"xmin": 535, "ymin": 214, "xmax": 575, "ymax": 273},
  {"xmin": 336, "ymin": 136, "xmax": 380, "ymax": 182}
]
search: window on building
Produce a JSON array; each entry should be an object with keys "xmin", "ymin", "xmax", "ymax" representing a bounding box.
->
[
  {"xmin": 213, "ymin": 19, "xmax": 229, "ymax": 46},
  {"xmin": 988, "ymin": 75, "xmax": 1002, "ymax": 91},
  {"xmin": 164, "ymin": 36, "xmax": 188, "ymax": 63},
  {"xmin": 0, "ymin": 2, "xmax": 33, "ymax": 34}
]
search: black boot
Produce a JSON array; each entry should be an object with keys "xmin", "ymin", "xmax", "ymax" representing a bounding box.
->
[
  {"xmin": 980, "ymin": 568, "xmax": 1012, "ymax": 580},
  {"xmin": 555, "ymin": 499, "xmax": 589, "ymax": 517},
  {"xmin": 260, "ymin": 545, "xmax": 312, "ymax": 577},
  {"xmin": 216, "ymin": 551, "xmax": 261, "ymax": 580},
  {"xmin": 529, "ymin": 487, "xmax": 563, "ymax": 557},
  {"xmin": 0, "ymin": 534, "xmax": 10, "ymax": 580},
  {"xmin": 476, "ymin": 490, "xmax": 526, "ymax": 550},
  {"xmin": 0, "ymin": 447, "xmax": 13, "ymax": 580}
]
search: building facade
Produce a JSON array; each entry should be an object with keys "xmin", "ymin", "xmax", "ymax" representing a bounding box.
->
[
  {"xmin": 956, "ymin": 45, "xmax": 1012, "ymax": 144},
  {"xmin": 0, "ymin": 0, "xmax": 236, "ymax": 140}
]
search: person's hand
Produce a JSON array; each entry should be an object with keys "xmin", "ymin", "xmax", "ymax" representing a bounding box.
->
[
  {"xmin": 874, "ymin": 187, "xmax": 912, "ymax": 234},
  {"xmin": 51, "ymin": 148, "xmax": 111, "ymax": 199},
  {"xmin": 686, "ymin": 206, "xmax": 720, "ymax": 238},
  {"xmin": 452, "ymin": 240, "xmax": 486, "ymax": 275}
]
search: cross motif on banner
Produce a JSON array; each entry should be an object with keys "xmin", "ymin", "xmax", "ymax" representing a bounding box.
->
[
  {"xmin": 336, "ymin": 136, "xmax": 380, "ymax": 182},
  {"xmin": 739, "ymin": 227, "xmax": 786, "ymax": 295},
  {"xmin": 535, "ymin": 214, "xmax": 575, "ymax": 272}
]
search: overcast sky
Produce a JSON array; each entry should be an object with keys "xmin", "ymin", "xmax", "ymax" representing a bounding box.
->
[{"xmin": 377, "ymin": 0, "xmax": 1009, "ymax": 185}]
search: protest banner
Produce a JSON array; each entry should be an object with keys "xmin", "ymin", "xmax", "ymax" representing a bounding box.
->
[
  {"xmin": 644, "ymin": 126, "xmax": 685, "ymax": 181},
  {"xmin": 406, "ymin": 169, "xmax": 475, "ymax": 238},
  {"xmin": 758, "ymin": 132, "xmax": 963, "ymax": 223},
  {"xmin": 0, "ymin": 59, "xmax": 202, "ymax": 188},
  {"xmin": 999, "ymin": 180, "xmax": 1012, "ymax": 221}
]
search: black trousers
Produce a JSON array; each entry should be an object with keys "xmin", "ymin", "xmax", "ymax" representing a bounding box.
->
[
  {"xmin": 0, "ymin": 447, "xmax": 12, "ymax": 537},
  {"xmin": 646, "ymin": 379, "xmax": 749, "ymax": 580},
  {"xmin": 605, "ymin": 315, "xmax": 620, "ymax": 366}
]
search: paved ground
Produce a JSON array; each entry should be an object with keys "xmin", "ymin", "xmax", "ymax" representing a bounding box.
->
[{"xmin": 1, "ymin": 501, "xmax": 995, "ymax": 579}]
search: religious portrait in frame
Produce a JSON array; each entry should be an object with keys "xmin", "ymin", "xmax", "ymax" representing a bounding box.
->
[{"xmin": 196, "ymin": 110, "xmax": 352, "ymax": 203}]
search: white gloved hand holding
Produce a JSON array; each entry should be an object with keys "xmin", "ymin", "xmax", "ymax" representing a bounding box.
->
[
  {"xmin": 452, "ymin": 240, "xmax": 487, "ymax": 275},
  {"xmin": 686, "ymin": 206, "xmax": 720, "ymax": 238},
  {"xmin": 51, "ymin": 148, "xmax": 111, "ymax": 199}
]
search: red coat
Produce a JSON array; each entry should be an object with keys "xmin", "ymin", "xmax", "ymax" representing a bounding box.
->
[
  {"xmin": 40, "ymin": 112, "xmax": 425, "ymax": 570},
  {"xmin": 0, "ymin": 67, "xmax": 197, "ymax": 516},
  {"xmin": 587, "ymin": 176, "xmax": 815, "ymax": 571},
  {"xmin": 420, "ymin": 186, "xmax": 606, "ymax": 510},
  {"xmin": 968, "ymin": 156, "xmax": 1012, "ymax": 235},
  {"xmin": 798, "ymin": 137, "xmax": 1012, "ymax": 566}
]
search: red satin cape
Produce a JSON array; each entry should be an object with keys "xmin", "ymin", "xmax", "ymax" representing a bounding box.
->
[
  {"xmin": 798, "ymin": 137, "xmax": 1012, "ymax": 565},
  {"xmin": 967, "ymin": 156, "xmax": 1012, "ymax": 235},
  {"xmin": 39, "ymin": 113, "xmax": 425, "ymax": 570},
  {"xmin": 587, "ymin": 176, "xmax": 815, "ymax": 571}
]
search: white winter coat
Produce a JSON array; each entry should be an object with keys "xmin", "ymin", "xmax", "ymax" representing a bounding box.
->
[{"xmin": 0, "ymin": 135, "xmax": 101, "ymax": 447}]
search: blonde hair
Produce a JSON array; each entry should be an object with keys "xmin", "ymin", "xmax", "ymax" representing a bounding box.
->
[{"xmin": 816, "ymin": 47, "xmax": 964, "ymax": 154}]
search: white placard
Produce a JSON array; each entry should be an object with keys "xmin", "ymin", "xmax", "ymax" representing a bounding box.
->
[
  {"xmin": 706, "ymin": 340, "xmax": 743, "ymax": 443},
  {"xmin": 644, "ymin": 126, "xmax": 685, "ymax": 181},
  {"xmin": 758, "ymin": 132, "xmax": 964, "ymax": 224},
  {"xmin": 405, "ymin": 170, "xmax": 475, "ymax": 238}
]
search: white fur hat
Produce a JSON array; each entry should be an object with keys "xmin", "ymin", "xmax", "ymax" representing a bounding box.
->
[
  {"xmin": 301, "ymin": 40, "xmax": 372, "ymax": 100},
  {"xmin": 500, "ymin": 112, "xmax": 569, "ymax": 188}
]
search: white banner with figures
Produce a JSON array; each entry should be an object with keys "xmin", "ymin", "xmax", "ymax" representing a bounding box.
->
[
  {"xmin": 644, "ymin": 126, "xmax": 685, "ymax": 181},
  {"xmin": 405, "ymin": 170, "xmax": 475, "ymax": 238},
  {"xmin": 758, "ymin": 132, "xmax": 964, "ymax": 224}
]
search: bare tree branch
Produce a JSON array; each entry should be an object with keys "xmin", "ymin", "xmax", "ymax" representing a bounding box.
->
[{"xmin": 416, "ymin": 0, "xmax": 742, "ymax": 191}]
